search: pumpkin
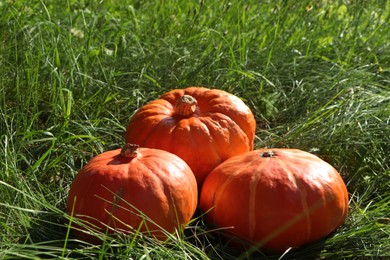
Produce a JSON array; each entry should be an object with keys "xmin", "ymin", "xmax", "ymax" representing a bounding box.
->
[
  {"xmin": 199, "ymin": 148, "xmax": 349, "ymax": 252},
  {"xmin": 125, "ymin": 86, "xmax": 256, "ymax": 186},
  {"xmin": 66, "ymin": 144, "xmax": 198, "ymax": 243}
]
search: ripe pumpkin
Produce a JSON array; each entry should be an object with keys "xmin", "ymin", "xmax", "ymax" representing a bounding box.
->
[
  {"xmin": 199, "ymin": 148, "xmax": 349, "ymax": 252},
  {"xmin": 66, "ymin": 144, "xmax": 198, "ymax": 243},
  {"xmin": 125, "ymin": 86, "xmax": 256, "ymax": 186}
]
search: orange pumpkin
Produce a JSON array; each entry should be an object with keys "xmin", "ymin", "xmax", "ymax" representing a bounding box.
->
[
  {"xmin": 199, "ymin": 148, "xmax": 349, "ymax": 252},
  {"xmin": 125, "ymin": 87, "xmax": 256, "ymax": 186},
  {"xmin": 66, "ymin": 144, "xmax": 198, "ymax": 243}
]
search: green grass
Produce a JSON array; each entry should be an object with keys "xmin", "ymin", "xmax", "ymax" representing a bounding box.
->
[{"xmin": 1, "ymin": 0, "xmax": 389, "ymax": 259}]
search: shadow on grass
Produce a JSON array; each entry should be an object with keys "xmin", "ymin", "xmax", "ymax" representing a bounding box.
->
[
  {"xmin": 183, "ymin": 209, "xmax": 327, "ymax": 260},
  {"xmin": 19, "ymin": 208, "xmax": 327, "ymax": 260},
  {"xmin": 186, "ymin": 231, "xmax": 326, "ymax": 260},
  {"xmin": 17, "ymin": 212, "xmax": 93, "ymax": 259}
]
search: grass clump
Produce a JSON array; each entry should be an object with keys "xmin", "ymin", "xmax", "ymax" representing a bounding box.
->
[{"xmin": 1, "ymin": 0, "xmax": 389, "ymax": 259}]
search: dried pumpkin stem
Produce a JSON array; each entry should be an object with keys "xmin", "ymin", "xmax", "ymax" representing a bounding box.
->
[
  {"xmin": 260, "ymin": 151, "xmax": 275, "ymax": 158},
  {"xmin": 175, "ymin": 95, "xmax": 198, "ymax": 117},
  {"xmin": 121, "ymin": 143, "xmax": 139, "ymax": 158}
]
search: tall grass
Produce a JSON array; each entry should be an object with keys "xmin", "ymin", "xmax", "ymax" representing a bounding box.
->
[{"xmin": 1, "ymin": 0, "xmax": 389, "ymax": 259}]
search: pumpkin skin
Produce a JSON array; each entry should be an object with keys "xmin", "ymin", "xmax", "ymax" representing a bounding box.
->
[
  {"xmin": 125, "ymin": 87, "xmax": 256, "ymax": 186},
  {"xmin": 199, "ymin": 148, "xmax": 349, "ymax": 253},
  {"xmin": 66, "ymin": 144, "xmax": 198, "ymax": 243}
]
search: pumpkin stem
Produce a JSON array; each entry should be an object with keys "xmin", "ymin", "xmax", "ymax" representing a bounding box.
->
[
  {"xmin": 175, "ymin": 95, "xmax": 198, "ymax": 117},
  {"xmin": 260, "ymin": 151, "xmax": 275, "ymax": 158},
  {"xmin": 121, "ymin": 143, "xmax": 139, "ymax": 158}
]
